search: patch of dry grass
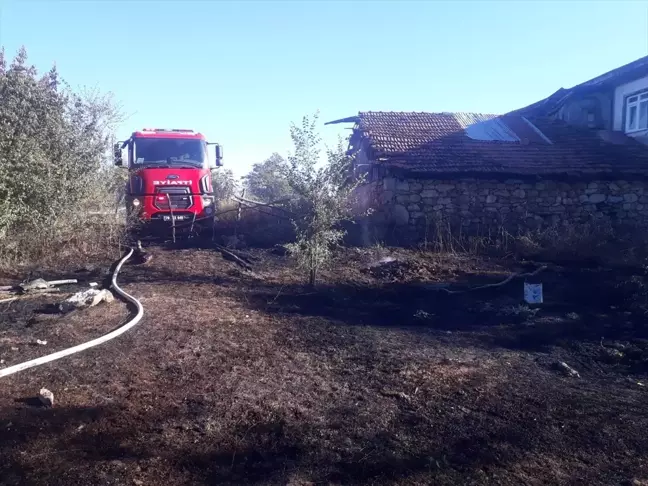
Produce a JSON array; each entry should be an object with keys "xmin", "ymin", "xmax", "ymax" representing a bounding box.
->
[
  {"xmin": 0, "ymin": 214, "xmax": 127, "ymax": 277},
  {"xmin": 416, "ymin": 213, "xmax": 648, "ymax": 269}
]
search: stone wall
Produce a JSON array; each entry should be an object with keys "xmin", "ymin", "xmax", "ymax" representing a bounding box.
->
[{"xmin": 361, "ymin": 176, "xmax": 648, "ymax": 242}]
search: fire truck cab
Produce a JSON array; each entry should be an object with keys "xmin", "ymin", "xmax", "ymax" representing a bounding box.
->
[{"xmin": 114, "ymin": 128, "xmax": 223, "ymax": 237}]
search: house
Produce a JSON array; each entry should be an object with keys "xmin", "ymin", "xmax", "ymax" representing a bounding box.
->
[
  {"xmin": 326, "ymin": 111, "xmax": 648, "ymax": 243},
  {"xmin": 510, "ymin": 55, "xmax": 648, "ymax": 143}
]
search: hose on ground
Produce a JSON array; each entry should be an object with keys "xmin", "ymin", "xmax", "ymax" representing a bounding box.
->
[{"xmin": 0, "ymin": 247, "xmax": 144, "ymax": 379}]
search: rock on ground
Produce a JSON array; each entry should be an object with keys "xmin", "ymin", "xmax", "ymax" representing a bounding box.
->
[
  {"xmin": 554, "ymin": 361, "xmax": 581, "ymax": 378},
  {"xmin": 58, "ymin": 288, "xmax": 114, "ymax": 313},
  {"xmin": 38, "ymin": 388, "xmax": 54, "ymax": 407}
]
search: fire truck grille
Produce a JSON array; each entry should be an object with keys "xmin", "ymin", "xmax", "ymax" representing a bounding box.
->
[{"xmin": 154, "ymin": 187, "xmax": 193, "ymax": 210}]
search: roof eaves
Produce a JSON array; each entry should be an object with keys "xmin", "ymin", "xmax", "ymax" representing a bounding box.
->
[
  {"xmin": 324, "ymin": 115, "xmax": 360, "ymax": 125},
  {"xmin": 572, "ymin": 55, "xmax": 648, "ymax": 89}
]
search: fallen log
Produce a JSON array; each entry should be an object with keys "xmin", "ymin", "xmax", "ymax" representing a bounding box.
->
[
  {"xmin": 220, "ymin": 247, "xmax": 257, "ymax": 264},
  {"xmin": 214, "ymin": 244, "xmax": 253, "ymax": 270}
]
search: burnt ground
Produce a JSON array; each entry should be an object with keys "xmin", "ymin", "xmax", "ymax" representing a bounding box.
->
[{"xmin": 1, "ymin": 245, "xmax": 648, "ymax": 485}]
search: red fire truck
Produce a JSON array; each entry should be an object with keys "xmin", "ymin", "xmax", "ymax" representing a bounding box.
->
[{"xmin": 114, "ymin": 128, "xmax": 223, "ymax": 237}]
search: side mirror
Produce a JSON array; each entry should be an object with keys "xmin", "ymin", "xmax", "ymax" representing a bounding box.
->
[
  {"xmin": 114, "ymin": 143, "xmax": 123, "ymax": 167},
  {"xmin": 215, "ymin": 144, "xmax": 223, "ymax": 167}
]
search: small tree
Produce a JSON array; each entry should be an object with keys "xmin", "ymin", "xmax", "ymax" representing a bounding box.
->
[
  {"xmin": 212, "ymin": 168, "xmax": 239, "ymax": 203},
  {"xmin": 283, "ymin": 112, "xmax": 363, "ymax": 286},
  {"xmin": 243, "ymin": 153, "xmax": 293, "ymax": 202}
]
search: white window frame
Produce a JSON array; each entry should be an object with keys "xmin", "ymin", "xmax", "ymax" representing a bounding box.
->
[{"xmin": 625, "ymin": 90, "xmax": 648, "ymax": 133}]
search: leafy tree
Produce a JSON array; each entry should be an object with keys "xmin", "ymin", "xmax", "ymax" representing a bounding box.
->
[
  {"xmin": 0, "ymin": 46, "xmax": 123, "ymax": 263},
  {"xmin": 283, "ymin": 111, "xmax": 363, "ymax": 286},
  {"xmin": 243, "ymin": 153, "xmax": 293, "ymax": 202},
  {"xmin": 211, "ymin": 168, "xmax": 239, "ymax": 203}
]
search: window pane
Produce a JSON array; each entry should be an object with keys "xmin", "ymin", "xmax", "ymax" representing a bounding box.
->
[
  {"xmin": 628, "ymin": 105, "xmax": 637, "ymax": 130},
  {"xmin": 641, "ymin": 93, "xmax": 648, "ymax": 100},
  {"xmin": 629, "ymin": 95, "xmax": 639, "ymax": 103},
  {"xmin": 640, "ymin": 101, "xmax": 648, "ymax": 129}
]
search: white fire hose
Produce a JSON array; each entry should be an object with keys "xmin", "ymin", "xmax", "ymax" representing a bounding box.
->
[{"xmin": 0, "ymin": 247, "xmax": 144, "ymax": 379}]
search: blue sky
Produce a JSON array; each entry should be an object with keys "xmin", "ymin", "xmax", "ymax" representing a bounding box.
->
[{"xmin": 1, "ymin": 0, "xmax": 648, "ymax": 178}]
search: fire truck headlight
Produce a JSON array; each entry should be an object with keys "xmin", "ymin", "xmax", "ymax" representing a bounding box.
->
[
  {"xmin": 132, "ymin": 198, "xmax": 141, "ymax": 208},
  {"xmin": 201, "ymin": 196, "xmax": 214, "ymax": 207}
]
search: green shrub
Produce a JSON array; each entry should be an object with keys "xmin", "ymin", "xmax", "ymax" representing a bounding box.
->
[{"xmin": 0, "ymin": 46, "xmax": 124, "ymax": 267}]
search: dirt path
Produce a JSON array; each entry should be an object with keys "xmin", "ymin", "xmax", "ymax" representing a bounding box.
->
[{"xmin": 1, "ymin": 247, "xmax": 647, "ymax": 485}]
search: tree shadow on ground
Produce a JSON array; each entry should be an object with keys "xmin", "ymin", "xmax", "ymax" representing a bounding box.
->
[
  {"xmin": 0, "ymin": 400, "xmax": 509, "ymax": 485},
  {"xmin": 0, "ymin": 404, "xmax": 147, "ymax": 485},
  {"xmin": 241, "ymin": 264, "xmax": 648, "ymax": 358},
  {"xmin": 2, "ymin": 373, "xmax": 646, "ymax": 486},
  {"xmin": 0, "ymin": 402, "xmax": 536, "ymax": 486}
]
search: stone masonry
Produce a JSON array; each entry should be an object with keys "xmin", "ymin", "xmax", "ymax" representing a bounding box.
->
[{"xmin": 369, "ymin": 176, "xmax": 648, "ymax": 235}]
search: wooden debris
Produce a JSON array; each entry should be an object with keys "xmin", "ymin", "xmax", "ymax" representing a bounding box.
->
[
  {"xmin": 225, "ymin": 247, "xmax": 257, "ymax": 264},
  {"xmin": 380, "ymin": 389, "xmax": 411, "ymax": 402},
  {"xmin": 214, "ymin": 244, "xmax": 253, "ymax": 270},
  {"xmin": 0, "ymin": 278, "xmax": 78, "ymax": 299},
  {"xmin": 46, "ymin": 279, "xmax": 78, "ymax": 286}
]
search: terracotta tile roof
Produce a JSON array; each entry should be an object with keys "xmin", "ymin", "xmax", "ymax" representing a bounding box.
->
[{"xmin": 348, "ymin": 111, "xmax": 648, "ymax": 176}]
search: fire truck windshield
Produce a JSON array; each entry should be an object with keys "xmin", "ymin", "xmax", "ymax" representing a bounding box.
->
[{"xmin": 133, "ymin": 138, "xmax": 207, "ymax": 167}]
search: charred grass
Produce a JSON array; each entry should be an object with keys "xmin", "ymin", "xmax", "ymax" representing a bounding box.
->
[{"xmin": 1, "ymin": 246, "xmax": 648, "ymax": 485}]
